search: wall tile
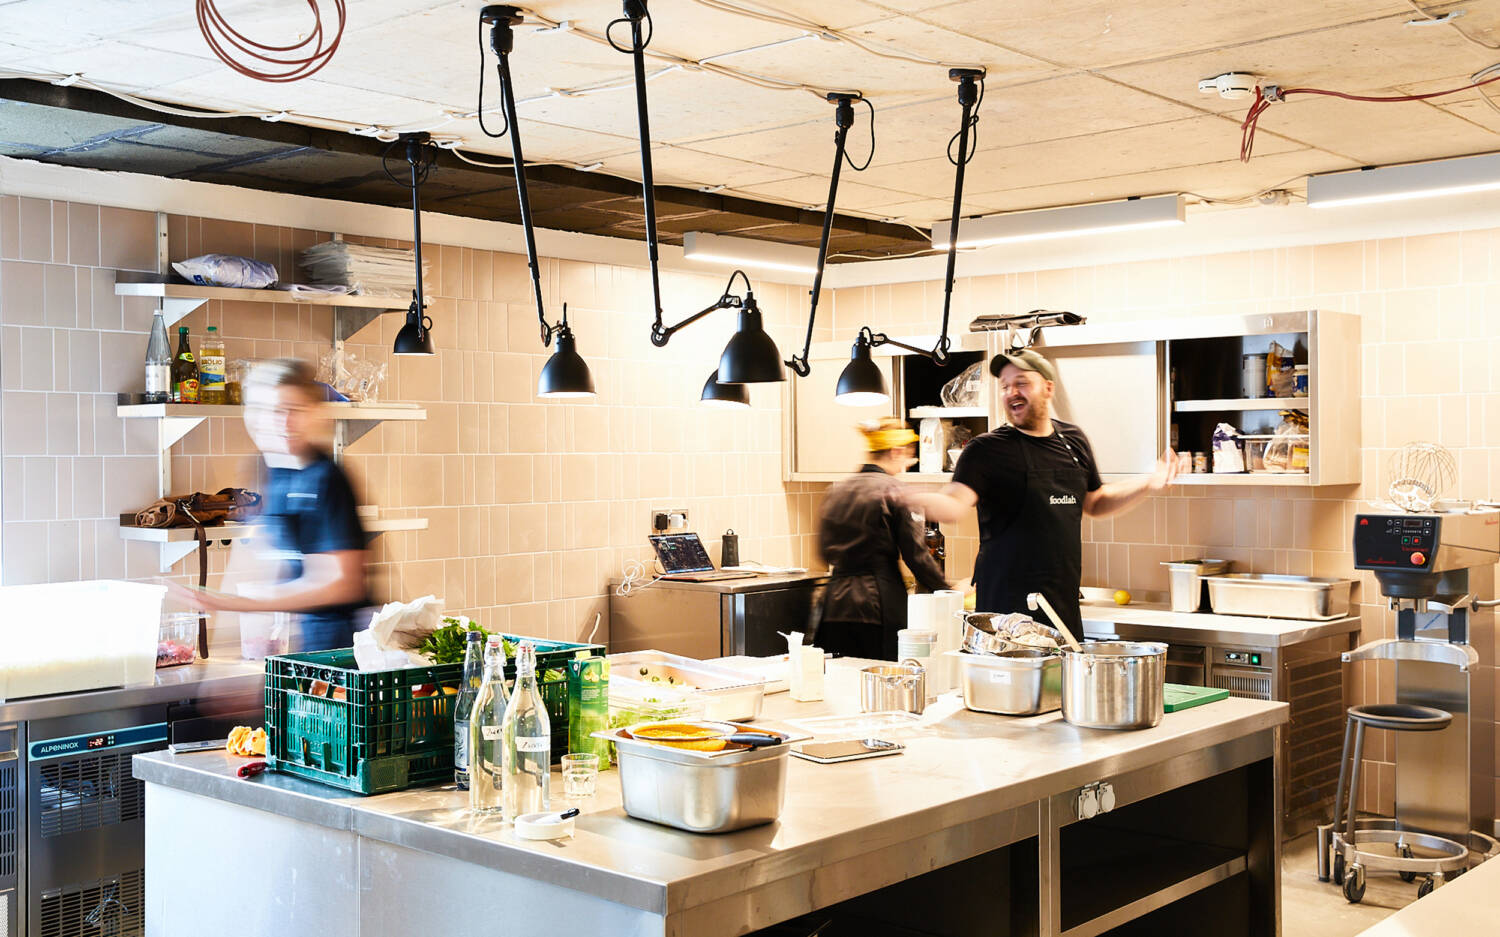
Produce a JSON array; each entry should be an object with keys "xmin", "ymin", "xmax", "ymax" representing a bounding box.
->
[
  {"xmin": 99, "ymin": 206, "xmax": 157, "ymax": 272},
  {"xmin": 17, "ymin": 197, "xmax": 51, "ymax": 263}
]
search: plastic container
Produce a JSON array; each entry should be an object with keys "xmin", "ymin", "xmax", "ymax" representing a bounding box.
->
[
  {"xmin": 157, "ymin": 612, "xmax": 199, "ymax": 668},
  {"xmin": 608, "ymin": 650, "xmax": 766, "ymax": 722},
  {"xmin": 0, "ymin": 580, "xmax": 162, "ymax": 700},
  {"xmin": 264, "ymin": 634, "xmax": 602, "ymax": 794}
]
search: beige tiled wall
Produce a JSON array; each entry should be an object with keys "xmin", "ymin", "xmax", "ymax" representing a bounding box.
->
[
  {"xmin": 831, "ymin": 232, "xmax": 1500, "ymax": 818},
  {"xmin": 0, "ymin": 196, "xmax": 826, "ymax": 651}
]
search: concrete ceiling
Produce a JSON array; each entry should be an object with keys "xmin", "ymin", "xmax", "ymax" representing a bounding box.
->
[{"xmin": 3, "ymin": 0, "xmax": 1500, "ymax": 254}]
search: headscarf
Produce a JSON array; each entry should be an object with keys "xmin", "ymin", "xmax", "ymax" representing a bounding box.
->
[{"xmin": 859, "ymin": 417, "xmax": 918, "ymax": 453}]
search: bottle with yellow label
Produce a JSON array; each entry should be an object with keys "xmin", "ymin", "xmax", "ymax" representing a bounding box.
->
[
  {"xmin": 199, "ymin": 326, "xmax": 226, "ymax": 404},
  {"xmin": 172, "ymin": 326, "xmax": 199, "ymax": 404}
]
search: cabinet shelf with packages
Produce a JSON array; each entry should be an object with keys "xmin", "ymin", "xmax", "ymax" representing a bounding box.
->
[
  {"xmin": 783, "ymin": 332, "xmax": 992, "ymax": 483},
  {"xmin": 1039, "ymin": 310, "xmax": 1358, "ymax": 488},
  {"xmin": 112, "ymin": 225, "xmax": 430, "ymax": 572}
]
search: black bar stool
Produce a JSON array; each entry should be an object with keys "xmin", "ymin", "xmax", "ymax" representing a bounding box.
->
[{"xmin": 1331, "ymin": 703, "xmax": 1453, "ymax": 901}]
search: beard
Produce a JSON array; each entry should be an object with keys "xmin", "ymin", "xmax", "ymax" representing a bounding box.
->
[{"xmin": 1007, "ymin": 399, "xmax": 1046, "ymax": 431}]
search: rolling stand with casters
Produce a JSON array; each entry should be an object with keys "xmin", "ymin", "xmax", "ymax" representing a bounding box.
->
[{"xmin": 1318, "ymin": 508, "xmax": 1500, "ymax": 902}]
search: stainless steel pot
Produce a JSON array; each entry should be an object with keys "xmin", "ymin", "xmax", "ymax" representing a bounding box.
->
[
  {"xmin": 958, "ymin": 611, "xmax": 1063, "ymax": 655},
  {"xmin": 948, "ymin": 649, "xmax": 1061, "ymax": 715},
  {"xmin": 596, "ymin": 725, "xmax": 793, "ymax": 833},
  {"xmin": 1060, "ymin": 641, "xmax": 1167, "ymax": 730},
  {"xmin": 859, "ymin": 661, "xmax": 927, "ymax": 715}
]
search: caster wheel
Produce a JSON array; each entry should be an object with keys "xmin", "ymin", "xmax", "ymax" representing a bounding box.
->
[
  {"xmin": 1417, "ymin": 877, "xmax": 1434, "ymax": 899},
  {"xmin": 1399, "ymin": 844, "xmax": 1416, "ymax": 883},
  {"xmin": 1333, "ymin": 853, "xmax": 1346, "ymax": 886},
  {"xmin": 1343, "ymin": 864, "xmax": 1366, "ymax": 903}
]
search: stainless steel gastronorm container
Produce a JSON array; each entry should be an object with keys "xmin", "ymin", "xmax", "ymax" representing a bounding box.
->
[
  {"xmin": 1160, "ymin": 559, "xmax": 1231, "ymax": 612},
  {"xmin": 947, "ymin": 649, "xmax": 1061, "ymax": 715},
  {"xmin": 598, "ymin": 727, "xmax": 791, "ymax": 833},
  {"xmin": 1060, "ymin": 641, "xmax": 1167, "ymax": 730},
  {"xmin": 1202, "ymin": 574, "xmax": 1354, "ymax": 620}
]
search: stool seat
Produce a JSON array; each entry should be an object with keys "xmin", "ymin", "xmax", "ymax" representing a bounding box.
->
[{"xmin": 1348, "ymin": 703, "xmax": 1452, "ymax": 732}]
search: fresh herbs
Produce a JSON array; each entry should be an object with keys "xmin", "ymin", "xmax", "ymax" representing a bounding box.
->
[{"xmin": 418, "ymin": 617, "xmax": 518, "ymax": 664}]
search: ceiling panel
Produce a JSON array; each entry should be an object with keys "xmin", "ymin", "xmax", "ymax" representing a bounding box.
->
[
  {"xmin": 735, "ymin": 174, "xmax": 935, "ymax": 212},
  {"xmin": 913, "ymin": 1, "xmax": 1417, "ymax": 69},
  {"xmin": 1240, "ymin": 96, "xmax": 1500, "ymax": 165},
  {"xmin": 1102, "ymin": 17, "xmax": 1500, "ymax": 116},
  {"xmin": 586, "ymin": 144, "xmax": 805, "ymax": 189}
]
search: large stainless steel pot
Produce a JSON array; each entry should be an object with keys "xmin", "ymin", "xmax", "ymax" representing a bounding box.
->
[
  {"xmin": 597, "ymin": 724, "xmax": 792, "ymax": 833},
  {"xmin": 859, "ymin": 661, "xmax": 927, "ymax": 714},
  {"xmin": 947, "ymin": 649, "xmax": 1061, "ymax": 715},
  {"xmin": 1060, "ymin": 641, "xmax": 1167, "ymax": 730}
]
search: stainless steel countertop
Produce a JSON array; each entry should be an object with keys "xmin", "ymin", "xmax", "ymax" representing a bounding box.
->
[
  {"xmin": 1, "ymin": 658, "xmax": 264, "ymax": 723},
  {"xmin": 135, "ymin": 660, "xmax": 1287, "ymax": 916},
  {"xmin": 609, "ymin": 571, "xmax": 828, "ymax": 595},
  {"xmin": 1080, "ymin": 600, "xmax": 1362, "ymax": 647}
]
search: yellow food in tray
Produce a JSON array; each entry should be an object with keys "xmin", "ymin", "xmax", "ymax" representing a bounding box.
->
[
  {"xmin": 227, "ymin": 726, "xmax": 267, "ymax": 757},
  {"xmin": 629, "ymin": 723, "xmax": 729, "ymax": 752}
]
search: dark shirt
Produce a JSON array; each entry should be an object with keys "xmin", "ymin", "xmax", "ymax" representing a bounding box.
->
[
  {"xmin": 952, "ymin": 420, "xmax": 1103, "ymax": 538},
  {"xmin": 263, "ymin": 450, "xmax": 368, "ymax": 650},
  {"xmin": 819, "ymin": 464, "xmax": 949, "ymax": 607}
]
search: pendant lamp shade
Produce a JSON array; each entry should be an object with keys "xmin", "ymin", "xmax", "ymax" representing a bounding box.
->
[
  {"xmin": 700, "ymin": 369, "xmax": 750, "ymax": 408},
  {"xmin": 717, "ymin": 306, "xmax": 785, "ymax": 384},
  {"xmin": 393, "ymin": 305, "xmax": 435, "ymax": 356},
  {"xmin": 537, "ymin": 328, "xmax": 596, "ymax": 398},
  {"xmin": 835, "ymin": 336, "xmax": 889, "ymax": 406}
]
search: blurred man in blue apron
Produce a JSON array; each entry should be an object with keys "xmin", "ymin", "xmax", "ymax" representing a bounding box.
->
[{"xmin": 910, "ymin": 350, "xmax": 1176, "ymax": 633}]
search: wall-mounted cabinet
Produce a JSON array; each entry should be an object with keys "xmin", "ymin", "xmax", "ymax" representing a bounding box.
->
[
  {"xmin": 785, "ymin": 311, "xmax": 1358, "ymax": 489},
  {"xmin": 783, "ymin": 333, "xmax": 989, "ymax": 483}
]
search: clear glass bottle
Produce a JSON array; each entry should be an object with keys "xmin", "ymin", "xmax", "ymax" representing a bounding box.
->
[
  {"xmin": 144, "ymin": 312, "xmax": 171, "ymax": 404},
  {"xmin": 199, "ymin": 326, "xmax": 226, "ymax": 404},
  {"xmin": 468, "ymin": 636, "xmax": 509, "ymax": 816},
  {"xmin": 503, "ymin": 641, "xmax": 551, "ymax": 821},
  {"xmin": 452, "ymin": 629, "xmax": 485, "ymax": 790}
]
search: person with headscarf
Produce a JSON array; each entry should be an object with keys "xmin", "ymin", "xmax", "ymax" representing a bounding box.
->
[{"xmin": 815, "ymin": 417, "xmax": 951, "ymax": 660}]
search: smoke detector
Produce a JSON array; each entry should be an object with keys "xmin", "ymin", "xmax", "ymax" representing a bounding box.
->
[{"xmin": 1198, "ymin": 72, "xmax": 1258, "ymax": 101}]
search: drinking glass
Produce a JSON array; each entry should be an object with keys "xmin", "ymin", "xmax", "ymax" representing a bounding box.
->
[{"xmin": 561, "ymin": 753, "xmax": 600, "ymax": 799}]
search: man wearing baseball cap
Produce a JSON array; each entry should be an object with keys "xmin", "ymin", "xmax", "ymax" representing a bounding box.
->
[{"xmin": 908, "ymin": 348, "xmax": 1177, "ymax": 633}]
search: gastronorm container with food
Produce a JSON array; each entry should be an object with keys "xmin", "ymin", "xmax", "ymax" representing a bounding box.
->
[
  {"xmin": 1160, "ymin": 559, "xmax": 1230, "ymax": 613},
  {"xmin": 957, "ymin": 611, "xmax": 1064, "ymax": 655},
  {"xmin": 947, "ymin": 649, "xmax": 1061, "ymax": 715},
  {"xmin": 1202, "ymin": 573, "xmax": 1353, "ymax": 620},
  {"xmin": 608, "ymin": 650, "xmax": 768, "ymax": 722},
  {"xmin": 595, "ymin": 722, "xmax": 800, "ymax": 833},
  {"xmin": 1060, "ymin": 641, "xmax": 1167, "ymax": 730}
]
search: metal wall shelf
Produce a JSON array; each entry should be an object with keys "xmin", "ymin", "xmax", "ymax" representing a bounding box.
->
[{"xmin": 119, "ymin": 516, "xmax": 429, "ymax": 568}]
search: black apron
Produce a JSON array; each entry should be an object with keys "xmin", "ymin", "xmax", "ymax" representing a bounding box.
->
[{"xmin": 973, "ymin": 430, "xmax": 1088, "ymax": 634}]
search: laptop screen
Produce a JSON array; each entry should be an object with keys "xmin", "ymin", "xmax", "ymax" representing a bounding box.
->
[{"xmin": 650, "ymin": 533, "xmax": 714, "ymax": 573}]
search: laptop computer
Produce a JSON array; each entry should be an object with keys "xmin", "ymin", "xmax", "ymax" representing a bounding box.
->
[{"xmin": 649, "ymin": 533, "xmax": 758, "ymax": 582}]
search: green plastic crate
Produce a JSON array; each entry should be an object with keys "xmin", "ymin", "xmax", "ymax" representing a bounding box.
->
[{"xmin": 264, "ymin": 635, "xmax": 603, "ymax": 794}]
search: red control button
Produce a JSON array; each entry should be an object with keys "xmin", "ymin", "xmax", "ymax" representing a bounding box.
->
[{"xmin": 1411, "ymin": 552, "xmax": 1426, "ymax": 566}]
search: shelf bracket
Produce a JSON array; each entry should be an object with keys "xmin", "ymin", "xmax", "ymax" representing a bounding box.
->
[
  {"xmin": 155, "ymin": 416, "xmax": 204, "ymax": 495},
  {"xmin": 160, "ymin": 297, "xmax": 208, "ymax": 328},
  {"xmin": 334, "ymin": 307, "xmax": 384, "ymax": 342},
  {"xmin": 157, "ymin": 541, "xmax": 200, "ymax": 573}
]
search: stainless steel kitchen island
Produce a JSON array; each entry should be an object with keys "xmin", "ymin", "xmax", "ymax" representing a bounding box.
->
[{"xmin": 134, "ymin": 661, "xmax": 1287, "ymax": 937}]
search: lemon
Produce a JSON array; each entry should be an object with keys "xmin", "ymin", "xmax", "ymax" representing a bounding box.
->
[{"xmin": 1113, "ymin": 589, "xmax": 1132, "ymax": 606}]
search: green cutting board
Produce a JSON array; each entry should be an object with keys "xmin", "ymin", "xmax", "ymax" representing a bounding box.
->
[{"xmin": 1163, "ymin": 683, "xmax": 1230, "ymax": 712}]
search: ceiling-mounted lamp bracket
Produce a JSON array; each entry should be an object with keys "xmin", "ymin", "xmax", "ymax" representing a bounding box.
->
[
  {"xmin": 785, "ymin": 90, "xmax": 870, "ymax": 378},
  {"xmin": 650, "ymin": 270, "xmax": 750, "ymax": 347}
]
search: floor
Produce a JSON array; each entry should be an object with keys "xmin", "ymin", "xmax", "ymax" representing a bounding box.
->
[{"xmin": 1281, "ymin": 831, "xmax": 1416, "ymax": 937}]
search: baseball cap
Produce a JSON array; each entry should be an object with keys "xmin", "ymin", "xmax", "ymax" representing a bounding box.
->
[{"xmin": 988, "ymin": 348, "xmax": 1057, "ymax": 383}]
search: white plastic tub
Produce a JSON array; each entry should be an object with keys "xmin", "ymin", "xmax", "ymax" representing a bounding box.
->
[
  {"xmin": 0, "ymin": 580, "xmax": 164, "ymax": 701},
  {"xmin": 608, "ymin": 650, "xmax": 768, "ymax": 722}
]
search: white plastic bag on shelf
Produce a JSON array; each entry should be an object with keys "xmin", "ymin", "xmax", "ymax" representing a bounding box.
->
[
  {"xmin": 172, "ymin": 254, "xmax": 278, "ymax": 289},
  {"xmin": 940, "ymin": 363, "xmax": 983, "ymax": 408},
  {"xmin": 318, "ymin": 345, "xmax": 387, "ymax": 403},
  {"xmin": 1211, "ymin": 423, "xmax": 1245, "ymax": 473}
]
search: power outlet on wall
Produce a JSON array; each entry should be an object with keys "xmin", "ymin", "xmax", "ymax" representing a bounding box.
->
[{"xmin": 651, "ymin": 508, "xmax": 689, "ymax": 533}]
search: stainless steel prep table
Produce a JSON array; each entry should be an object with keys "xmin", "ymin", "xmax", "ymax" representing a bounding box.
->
[
  {"xmin": 608, "ymin": 571, "xmax": 828, "ymax": 658},
  {"xmin": 0, "ymin": 658, "xmax": 264, "ymax": 724},
  {"xmin": 135, "ymin": 661, "xmax": 1287, "ymax": 937}
]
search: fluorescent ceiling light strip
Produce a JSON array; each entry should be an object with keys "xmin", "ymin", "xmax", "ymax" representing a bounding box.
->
[
  {"xmin": 932, "ymin": 195, "xmax": 1186, "ymax": 250},
  {"xmin": 1308, "ymin": 152, "xmax": 1500, "ymax": 208},
  {"xmin": 682, "ymin": 231, "xmax": 819, "ymax": 274}
]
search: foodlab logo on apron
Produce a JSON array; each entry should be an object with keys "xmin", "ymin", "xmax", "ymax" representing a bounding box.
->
[{"xmin": 1049, "ymin": 495, "xmax": 1077, "ymax": 505}]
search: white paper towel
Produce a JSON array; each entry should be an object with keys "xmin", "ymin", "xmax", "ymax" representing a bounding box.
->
[{"xmin": 907, "ymin": 590, "xmax": 965, "ymax": 694}]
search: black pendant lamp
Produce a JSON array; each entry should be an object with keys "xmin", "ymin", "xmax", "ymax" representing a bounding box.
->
[
  {"xmin": 480, "ymin": 5, "xmax": 595, "ymax": 398},
  {"xmin": 699, "ymin": 369, "xmax": 749, "ymax": 408},
  {"xmin": 614, "ymin": 0, "xmax": 784, "ymax": 393},
  {"xmin": 839, "ymin": 69, "xmax": 986, "ymax": 386},
  {"xmin": 834, "ymin": 328, "xmax": 889, "ymax": 406},
  {"xmin": 389, "ymin": 134, "xmax": 437, "ymax": 356}
]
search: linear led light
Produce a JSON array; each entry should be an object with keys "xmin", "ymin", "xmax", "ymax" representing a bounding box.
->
[
  {"xmin": 931, "ymin": 194, "xmax": 1186, "ymax": 250},
  {"xmin": 1308, "ymin": 153, "xmax": 1500, "ymax": 208},
  {"xmin": 683, "ymin": 231, "xmax": 819, "ymax": 275}
]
